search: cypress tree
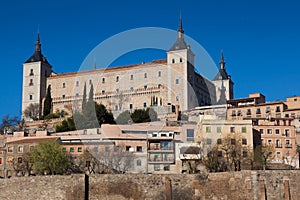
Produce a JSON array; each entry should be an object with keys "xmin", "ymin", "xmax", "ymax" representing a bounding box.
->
[
  {"xmin": 88, "ymin": 83, "xmax": 94, "ymax": 103},
  {"xmin": 43, "ymin": 85, "xmax": 52, "ymax": 117},
  {"xmin": 82, "ymin": 82, "xmax": 87, "ymax": 111}
]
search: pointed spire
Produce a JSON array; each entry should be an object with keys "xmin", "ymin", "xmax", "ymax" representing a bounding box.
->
[
  {"xmin": 219, "ymin": 50, "xmax": 226, "ymax": 69},
  {"xmin": 35, "ymin": 30, "xmax": 41, "ymax": 52},
  {"xmin": 177, "ymin": 13, "xmax": 184, "ymax": 39}
]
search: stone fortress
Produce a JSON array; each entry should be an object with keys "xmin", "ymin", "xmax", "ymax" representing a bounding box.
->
[{"xmin": 21, "ymin": 17, "xmax": 234, "ymax": 120}]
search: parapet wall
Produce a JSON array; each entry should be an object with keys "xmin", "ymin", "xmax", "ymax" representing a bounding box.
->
[{"xmin": 0, "ymin": 171, "xmax": 299, "ymax": 200}]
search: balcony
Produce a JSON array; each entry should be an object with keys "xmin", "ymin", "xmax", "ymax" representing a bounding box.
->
[{"xmin": 285, "ymin": 144, "xmax": 292, "ymax": 148}]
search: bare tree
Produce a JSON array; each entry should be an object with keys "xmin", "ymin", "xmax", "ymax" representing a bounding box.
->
[
  {"xmin": 23, "ymin": 103, "xmax": 40, "ymax": 120},
  {"xmin": 11, "ymin": 152, "xmax": 33, "ymax": 176}
]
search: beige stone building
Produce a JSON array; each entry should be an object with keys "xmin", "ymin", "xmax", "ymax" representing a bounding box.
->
[
  {"xmin": 227, "ymin": 93, "xmax": 300, "ymax": 167},
  {"xmin": 22, "ymin": 19, "xmax": 234, "ymax": 120}
]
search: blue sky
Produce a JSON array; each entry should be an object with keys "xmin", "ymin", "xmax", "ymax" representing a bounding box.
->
[{"xmin": 0, "ymin": 0, "xmax": 299, "ymax": 119}]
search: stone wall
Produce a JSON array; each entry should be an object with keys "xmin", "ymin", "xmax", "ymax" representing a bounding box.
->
[{"xmin": 1, "ymin": 171, "xmax": 300, "ymax": 199}]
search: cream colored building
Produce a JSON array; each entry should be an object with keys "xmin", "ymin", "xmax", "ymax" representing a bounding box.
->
[{"xmin": 22, "ymin": 19, "xmax": 234, "ymax": 120}]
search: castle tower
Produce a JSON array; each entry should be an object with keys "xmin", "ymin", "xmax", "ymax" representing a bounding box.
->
[
  {"xmin": 167, "ymin": 16, "xmax": 196, "ymax": 111},
  {"xmin": 22, "ymin": 33, "xmax": 52, "ymax": 120},
  {"xmin": 212, "ymin": 51, "xmax": 234, "ymax": 104}
]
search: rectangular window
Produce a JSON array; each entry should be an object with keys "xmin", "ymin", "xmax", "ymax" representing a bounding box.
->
[
  {"xmin": 126, "ymin": 146, "xmax": 131, "ymax": 151},
  {"xmin": 267, "ymin": 129, "xmax": 272, "ymax": 134},
  {"xmin": 163, "ymin": 164, "xmax": 170, "ymax": 171},
  {"xmin": 237, "ymin": 110, "xmax": 242, "ymax": 116},
  {"xmin": 176, "ymin": 79, "xmax": 179, "ymax": 84},
  {"xmin": 217, "ymin": 138, "xmax": 222, "ymax": 145},
  {"xmin": 242, "ymin": 127, "xmax": 247, "ymax": 133},
  {"xmin": 275, "ymin": 129, "xmax": 280, "ymax": 134},
  {"xmin": 78, "ymin": 147, "xmax": 82, "ymax": 152},
  {"xmin": 136, "ymin": 146, "xmax": 142, "ymax": 152},
  {"xmin": 116, "ymin": 76, "xmax": 119, "ymax": 82},
  {"xmin": 276, "ymin": 106, "xmax": 280, "ymax": 112},
  {"xmin": 158, "ymin": 71, "xmax": 161, "ymax": 77},
  {"xmin": 130, "ymin": 74, "xmax": 133, "ymax": 80},
  {"xmin": 18, "ymin": 146, "xmax": 23, "ymax": 153},
  {"xmin": 76, "ymin": 81, "xmax": 79, "ymax": 87},
  {"xmin": 246, "ymin": 109, "xmax": 251, "ymax": 115},
  {"xmin": 136, "ymin": 160, "xmax": 141, "ymax": 166},
  {"xmin": 206, "ymin": 126, "xmax": 211, "ymax": 133},
  {"xmin": 102, "ymin": 78, "xmax": 105, "ymax": 83},
  {"xmin": 70, "ymin": 147, "xmax": 75, "ymax": 152},
  {"xmin": 206, "ymin": 138, "xmax": 212, "ymax": 145},
  {"xmin": 7, "ymin": 146, "xmax": 13, "ymax": 153},
  {"xmin": 29, "ymin": 79, "xmax": 33, "ymax": 86},
  {"xmin": 129, "ymin": 103, "xmax": 133, "ymax": 109},
  {"xmin": 217, "ymin": 127, "xmax": 222, "ymax": 133},
  {"xmin": 230, "ymin": 127, "xmax": 235, "ymax": 133},
  {"xmin": 232, "ymin": 110, "xmax": 236, "ymax": 116},
  {"xmin": 256, "ymin": 108, "xmax": 261, "ymax": 114},
  {"xmin": 143, "ymin": 102, "xmax": 147, "ymax": 108},
  {"xmin": 260, "ymin": 129, "xmax": 264, "ymax": 134},
  {"xmin": 285, "ymin": 129, "xmax": 290, "ymax": 137},
  {"xmin": 63, "ymin": 82, "xmax": 66, "ymax": 88},
  {"xmin": 242, "ymin": 138, "xmax": 247, "ymax": 145},
  {"xmin": 29, "ymin": 95, "xmax": 33, "ymax": 100},
  {"xmin": 144, "ymin": 73, "xmax": 147, "ymax": 78},
  {"xmin": 154, "ymin": 164, "xmax": 160, "ymax": 171},
  {"xmin": 276, "ymin": 152, "xmax": 281, "ymax": 158},
  {"xmin": 62, "ymin": 147, "xmax": 67, "ymax": 152},
  {"xmin": 231, "ymin": 139, "xmax": 236, "ymax": 145},
  {"xmin": 187, "ymin": 129, "xmax": 194, "ymax": 142}
]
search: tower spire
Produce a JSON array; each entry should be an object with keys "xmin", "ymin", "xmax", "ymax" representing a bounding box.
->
[
  {"xmin": 219, "ymin": 50, "xmax": 225, "ymax": 69},
  {"xmin": 178, "ymin": 13, "xmax": 184, "ymax": 38},
  {"xmin": 35, "ymin": 31, "xmax": 41, "ymax": 52}
]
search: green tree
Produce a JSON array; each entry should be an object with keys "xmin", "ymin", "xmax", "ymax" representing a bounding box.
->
[
  {"xmin": 82, "ymin": 82, "xmax": 87, "ymax": 110},
  {"xmin": 31, "ymin": 140, "xmax": 70, "ymax": 175},
  {"xmin": 116, "ymin": 110, "xmax": 132, "ymax": 124},
  {"xmin": 43, "ymin": 85, "xmax": 52, "ymax": 117},
  {"xmin": 95, "ymin": 103, "xmax": 115, "ymax": 125},
  {"xmin": 130, "ymin": 108, "xmax": 158, "ymax": 123},
  {"xmin": 55, "ymin": 117, "xmax": 76, "ymax": 132}
]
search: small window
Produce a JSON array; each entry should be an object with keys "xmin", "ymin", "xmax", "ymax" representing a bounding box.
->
[
  {"xmin": 158, "ymin": 71, "xmax": 161, "ymax": 77},
  {"xmin": 231, "ymin": 139, "xmax": 236, "ymax": 145},
  {"xmin": 30, "ymin": 69, "xmax": 34, "ymax": 76},
  {"xmin": 76, "ymin": 93, "xmax": 79, "ymax": 97},
  {"xmin": 217, "ymin": 127, "xmax": 222, "ymax": 133},
  {"xmin": 62, "ymin": 82, "xmax": 66, "ymax": 88},
  {"xmin": 206, "ymin": 138, "xmax": 212, "ymax": 145},
  {"xmin": 130, "ymin": 74, "xmax": 133, "ymax": 80},
  {"xmin": 102, "ymin": 78, "xmax": 105, "ymax": 83},
  {"xmin": 260, "ymin": 129, "xmax": 264, "ymax": 134},
  {"xmin": 267, "ymin": 129, "xmax": 272, "ymax": 134},
  {"xmin": 136, "ymin": 146, "xmax": 142, "ymax": 152},
  {"xmin": 17, "ymin": 157, "xmax": 23, "ymax": 163},
  {"xmin": 129, "ymin": 103, "xmax": 133, "ymax": 109},
  {"xmin": 126, "ymin": 146, "xmax": 131, "ymax": 151},
  {"xmin": 237, "ymin": 110, "xmax": 242, "ymax": 116},
  {"xmin": 94, "ymin": 147, "xmax": 98, "ymax": 152},
  {"xmin": 143, "ymin": 102, "xmax": 147, "ymax": 108},
  {"xmin": 89, "ymin": 80, "xmax": 92, "ymax": 84},
  {"xmin": 116, "ymin": 76, "xmax": 119, "ymax": 82},
  {"xmin": 172, "ymin": 59, "xmax": 175, "ymax": 63},
  {"xmin": 163, "ymin": 164, "xmax": 170, "ymax": 171},
  {"xmin": 242, "ymin": 127, "xmax": 247, "ymax": 133},
  {"xmin": 275, "ymin": 129, "xmax": 280, "ymax": 134},
  {"xmin": 180, "ymin": 58, "xmax": 183, "ymax": 62},
  {"xmin": 62, "ymin": 94, "xmax": 65, "ymax": 98},
  {"xmin": 144, "ymin": 85, "xmax": 147, "ymax": 89},
  {"xmin": 154, "ymin": 164, "xmax": 160, "ymax": 171},
  {"xmin": 175, "ymin": 96, "xmax": 179, "ymax": 101},
  {"xmin": 276, "ymin": 106, "xmax": 280, "ymax": 112},
  {"xmin": 76, "ymin": 81, "xmax": 79, "ymax": 87},
  {"xmin": 18, "ymin": 146, "xmax": 23, "ymax": 153},
  {"xmin": 276, "ymin": 152, "xmax": 281, "ymax": 158},
  {"xmin": 29, "ymin": 79, "xmax": 33, "ymax": 86},
  {"xmin": 266, "ymin": 107, "xmax": 270, "ymax": 113},
  {"xmin": 102, "ymin": 90, "xmax": 105, "ymax": 94},
  {"xmin": 217, "ymin": 138, "xmax": 222, "ymax": 145},
  {"xmin": 137, "ymin": 160, "xmax": 141, "ymax": 166},
  {"xmin": 78, "ymin": 147, "xmax": 82, "ymax": 152},
  {"xmin": 176, "ymin": 79, "xmax": 179, "ymax": 84},
  {"xmin": 62, "ymin": 147, "xmax": 67, "ymax": 152},
  {"xmin": 243, "ymin": 151, "xmax": 248, "ymax": 157},
  {"xmin": 232, "ymin": 110, "xmax": 236, "ymax": 116},
  {"xmin": 130, "ymin": 86, "xmax": 134, "ymax": 91},
  {"xmin": 230, "ymin": 127, "xmax": 235, "ymax": 133},
  {"xmin": 7, "ymin": 146, "xmax": 13, "ymax": 153},
  {"xmin": 116, "ymin": 88, "xmax": 119, "ymax": 93},
  {"xmin": 242, "ymin": 139, "xmax": 247, "ymax": 145},
  {"xmin": 246, "ymin": 109, "xmax": 251, "ymax": 115},
  {"xmin": 256, "ymin": 108, "xmax": 261, "ymax": 114},
  {"xmin": 187, "ymin": 129, "xmax": 194, "ymax": 142},
  {"xmin": 144, "ymin": 73, "xmax": 147, "ymax": 78},
  {"xmin": 70, "ymin": 147, "xmax": 74, "ymax": 152},
  {"xmin": 217, "ymin": 151, "xmax": 222, "ymax": 157},
  {"xmin": 206, "ymin": 126, "xmax": 211, "ymax": 133}
]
